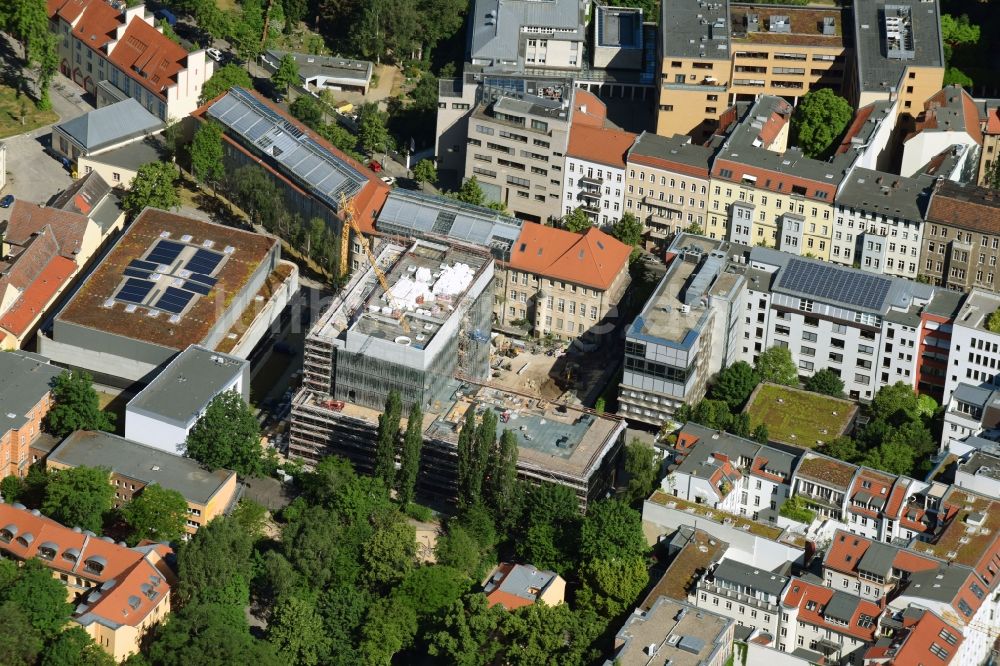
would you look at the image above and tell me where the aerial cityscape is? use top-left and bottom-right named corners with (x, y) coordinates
top-left (0, 0), bottom-right (998, 663)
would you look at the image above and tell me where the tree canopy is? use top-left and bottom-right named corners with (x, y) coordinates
top-left (44, 370), bottom-right (114, 438)
top-left (623, 439), bottom-right (659, 504)
top-left (413, 159), bottom-right (438, 186)
top-left (272, 54), bottom-right (301, 92)
top-left (562, 207), bottom-right (592, 233)
top-left (200, 64), bottom-right (252, 103)
top-left (455, 177), bottom-right (486, 206)
top-left (791, 88), bottom-right (853, 159)
top-left (755, 346), bottom-right (799, 386)
top-left (42, 466), bottom-right (113, 533)
top-left (709, 361), bottom-right (759, 410)
top-left (122, 162), bottom-right (181, 219)
top-left (804, 368), bottom-right (845, 397)
top-left (123, 483), bottom-right (189, 545)
top-left (610, 212), bottom-right (644, 258)
top-left (185, 390), bottom-right (263, 476)
top-left (190, 120), bottom-right (225, 187)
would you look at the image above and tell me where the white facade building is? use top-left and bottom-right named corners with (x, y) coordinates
top-left (561, 120), bottom-right (635, 226)
top-left (942, 289), bottom-right (1000, 405)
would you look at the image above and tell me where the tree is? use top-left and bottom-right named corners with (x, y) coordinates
top-left (397, 565), bottom-right (469, 619)
top-left (42, 466), bottom-right (113, 533)
top-left (456, 409), bottom-right (477, 508)
top-left (818, 436), bottom-right (862, 463)
top-left (413, 159), bottom-right (437, 186)
top-left (358, 596), bottom-right (418, 665)
top-left (944, 67), bottom-right (974, 88)
top-left (624, 439), bottom-right (659, 504)
top-left (177, 516), bottom-right (255, 607)
top-left (611, 212), bottom-right (643, 255)
top-left (986, 309), bottom-right (1000, 333)
top-left (122, 161), bottom-right (180, 219)
top-left (790, 88), bottom-right (853, 159)
top-left (752, 423), bottom-right (769, 445)
top-left (484, 429), bottom-right (518, 517)
top-left (502, 603), bottom-right (603, 665)
top-left (940, 14), bottom-right (980, 62)
top-left (147, 602), bottom-right (280, 665)
top-left (190, 120), bottom-right (226, 189)
top-left (804, 368), bottom-right (845, 397)
top-left (122, 483), bottom-right (188, 545)
top-left (44, 370), bottom-right (114, 438)
top-left (397, 402), bottom-right (423, 506)
top-left (0, 559), bottom-right (73, 641)
top-left (231, 499), bottom-right (268, 539)
top-left (267, 595), bottom-right (329, 666)
top-left (709, 361), bottom-right (759, 410)
top-left (427, 594), bottom-right (506, 666)
top-left (185, 390), bottom-right (263, 476)
top-left (984, 160), bottom-right (1000, 192)
top-left (455, 176), bottom-right (486, 206)
top-left (0, 603), bottom-right (42, 666)
top-left (282, 0), bottom-right (308, 31)
top-left (1, 475), bottom-right (23, 502)
top-left (436, 523), bottom-right (484, 578)
top-left (580, 499), bottom-right (647, 562)
top-left (861, 440), bottom-right (915, 476)
top-left (272, 54), bottom-right (300, 92)
top-left (41, 627), bottom-right (115, 666)
top-left (515, 483), bottom-right (580, 575)
top-left (562, 207), bottom-right (592, 233)
top-left (290, 95), bottom-right (323, 126)
top-left (358, 103), bottom-right (393, 154)
top-left (361, 510), bottom-right (417, 589)
top-left (755, 346), bottom-right (798, 386)
top-left (158, 18), bottom-right (182, 44)
top-left (870, 381), bottom-right (922, 426)
top-left (577, 555), bottom-right (649, 617)
top-left (200, 63), bottom-right (252, 103)
top-left (229, 165), bottom-right (283, 230)
top-left (316, 122), bottom-right (362, 160)
top-left (373, 390), bottom-right (402, 487)
top-left (470, 409), bottom-right (497, 506)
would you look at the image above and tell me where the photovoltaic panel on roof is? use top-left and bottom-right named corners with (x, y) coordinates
top-left (156, 287), bottom-right (194, 314)
top-left (147, 240), bottom-right (184, 265)
top-left (129, 259), bottom-right (159, 271)
top-left (123, 267), bottom-right (152, 279)
top-left (184, 281), bottom-right (212, 296)
top-left (116, 278), bottom-right (154, 304)
top-left (778, 258), bottom-right (892, 311)
top-left (188, 273), bottom-right (217, 286)
top-left (186, 248), bottom-right (223, 275)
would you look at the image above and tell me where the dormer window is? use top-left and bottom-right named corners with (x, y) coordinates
top-left (15, 533), bottom-right (34, 548)
top-left (37, 542), bottom-right (59, 561)
top-left (84, 556), bottom-right (106, 575)
top-left (62, 548), bottom-right (80, 563)
top-left (0, 525), bottom-right (16, 543)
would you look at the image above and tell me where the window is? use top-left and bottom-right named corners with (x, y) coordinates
top-left (929, 644), bottom-right (949, 660)
top-left (802, 331), bottom-right (817, 342)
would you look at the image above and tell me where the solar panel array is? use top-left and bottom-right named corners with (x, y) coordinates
top-left (206, 87), bottom-right (366, 213)
top-left (113, 240), bottom-right (228, 317)
top-left (778, 258), bottom-right (892, 311)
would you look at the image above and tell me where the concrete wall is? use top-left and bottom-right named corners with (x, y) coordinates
top-left (227, 261), bottom-right (299, 359)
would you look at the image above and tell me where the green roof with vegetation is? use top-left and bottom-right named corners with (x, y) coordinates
top-left (744, 383), bottom-right (856, 447)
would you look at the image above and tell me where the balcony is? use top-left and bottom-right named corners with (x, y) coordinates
top-left (699, 581), bottom-right (779, 614)
top-left (578, 188), bottom-right (601, 200)
top-left (579, 175), bottom-right (603, 187)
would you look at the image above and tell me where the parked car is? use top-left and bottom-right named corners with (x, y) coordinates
top-left (206, 47), bottom-right (223, 62)
top-left (0, 194), bottom-right (13, 208)
top-left (380, 176), bottom-right (396, 186)
top-left (368, 160), bottom-right (383, 173)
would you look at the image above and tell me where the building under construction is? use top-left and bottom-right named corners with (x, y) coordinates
top-left (290, 237), bottom-right (625, 508)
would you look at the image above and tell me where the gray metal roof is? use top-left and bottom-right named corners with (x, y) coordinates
top-left (751, 247), bottom-right (937, 315)
top-left (659, 0), bottom-right (730, 60)
top-left (126, 344), bottom-right (247, 425)
top-left (263, 50), bottom-right (372, 84)
top-left (824, 590), bottom-right (861, 624)
top-left (713, 559), bottom-right (789, 597)
top-left (675, 423), bottom-right (796, 478)
top-left (837, 168), bottom-right (932, 221)
top-left (207, 87), bottom-right (365, 212)
top-left (375, 190), bottom-right (523, 262)
top-left (595, 5), bottom-right (642, 48)
top-left (952, 383), bottom-right (994, 408)
top-left (0, 352), bottom-right (64, 435)
top-left (486, 563), bottom-right (559, 600)
top-left (627, 131), bottom-right (714, 174)
top-left (50, 171), bottom-right (123, 234)
top-left (49, 430), bottom-right (235, 505)
top-left (854, 0), bottom-right (944, 95)
top-left (958, 450), bottom-right (1000, 481)
top-left (55, 98), bottom-right (164, 153)
top-left (86, 138), bottom-right (164, 173)
top-left (469, 0), bottom-right (586, 70)
top-left (857, 540), bottom-right (897, 576)
top-left (906, 564), bottom-right (974, 604)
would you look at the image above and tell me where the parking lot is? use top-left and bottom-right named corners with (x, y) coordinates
top-left (0, 125), bottom-right (73, 222)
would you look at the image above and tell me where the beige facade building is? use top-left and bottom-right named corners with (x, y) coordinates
top-left (978, 105), bottom-right (1000, 187)
top-left (920, 180), bottom-right (1000, 292)
top-left (624, 132), bottom-right (713, 248)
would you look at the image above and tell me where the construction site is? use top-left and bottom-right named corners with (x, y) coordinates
top-left (289, 234), bottom-right (626, 508)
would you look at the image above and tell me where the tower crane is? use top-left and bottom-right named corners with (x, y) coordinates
top-left (338, 193), bottom-right (410, 333)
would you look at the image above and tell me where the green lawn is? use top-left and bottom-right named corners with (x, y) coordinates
top-left (744, 383), bottom-right (855, 448)
top-left (0, 85), bottom-right (58, 139)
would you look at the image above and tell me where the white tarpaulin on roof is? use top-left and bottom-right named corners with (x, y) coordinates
top-left (433, 263), bottom-right (474, 297)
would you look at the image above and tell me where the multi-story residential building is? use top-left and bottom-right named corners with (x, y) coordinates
top-left (832, 168), bottom-right (933, 279)
top-left (953, 447), bottom-right (1000, 498)
top-left (692, 558), bottom-right (787, 639)
top-left (561, 114), bottom-right (635, 226)
top-left (666, 423), bottom-right (796, 521)
top-left (124, 345), bottom-right (249, 454)
top-left (900, 86), bottom-right (983, 181)
top-left (848, 0), bottom-right (945, 118)
top-left (0, 502), bottom-right (174, 661)
top-left (864, 607), bottom-right (965, 665)
top-left (707, 96), bottom-right (844, 260)
top-left (618, 235), bottom-right (749, 426)
top-left (941, 289), bottom-right (1000, 404)
top-left (608, 596), bottom-right (735, 666)
top-left (780, 579), bottom-right (882, 662)
top-left (920, 180), bottom-right (1000, 292)
top-left (47, 430), bottom-right (238, 537)
top-left (466, 88), bottom-right (601, 222)
top-left (47, 0), bottom-right (213, 120)
top-left (374, 190), bottom-right (631, 341)
top-left (941, 383), bottom-right (1000, 455)
top-left (790, 452), bottom-right (857, 523)
top-left (0, 351), bottom-right (63, 479)
top-left (742, 247), bottom-right (945, 400)
top-left (978, 103), bottom-right (1000, 187)
top-left (624, 132), bottom-right (713, 249)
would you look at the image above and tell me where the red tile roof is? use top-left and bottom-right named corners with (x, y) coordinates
top-left (866, 608), bottom-right (962, 665)
top-left (6, 200), bottom-right (90, 260)
top-left (508, 222), bottom-right (631, 291)
top-left (926, 180), bottom-right (1000, 235)
top-left (909, 86), bottom-right (984, 145)
top-left (0, 503), bottom-right (173, 629)
top-left (987, 108), bottom-right (1000, 135)
top-left (567, 123), bottom-right (636, 168)
top-left (67, 0), bottom-right (123, 54)
top-left (782, 579), bottom-right (880, 642)
top-left (108, 18), bottom-right (189, 98)
top-left (0, 254), bottom-right (76, 338)
top-left (571, 89), bottom-right (607, 128)
top-left (824, 530), bottom-right (871, 575)
top-left (836, 103), bottom-right (876, 155)
top-left (47, 0), bottom-right (90, 23)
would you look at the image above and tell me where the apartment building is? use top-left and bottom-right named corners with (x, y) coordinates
top-left (619, 235), bottom-right (749, 426)
top-left (953, 447), bottom-right (1000, 499)
top-left (0, 351), bottom-right (63, 479)
top-left (848, 0), bottom-right (945, 118)
top-left (900, 86), bottom-right (983, 180)
top-left (465, 87), bottom-right (592, 222)
top-left (0, 502), bottom-right (174, 661)
top-left (47, 0), bottom-right (213, 120)
top-left (978, 104), bottom-right (1000, 187)
top-left (942, 289), bottom-right (1000, 405)
top-left (920, 180), bottom-right (1000, 292)
top-left (707, 97), bottom-right (843, 260)
top-left (832, 168), bottom-right (932, 279)
top-left (561, 116), bottom-right (635, 226)
top-left (48, 430), bottom-right (238, 536)
top-left (624, 132), bottom-right (714, 249)
top-left (941, 383), bottom-right (1000, 455)
top-left (741, 247), bottom-right (945, 400)
top-left (608, 597), bottom-right (735, 666)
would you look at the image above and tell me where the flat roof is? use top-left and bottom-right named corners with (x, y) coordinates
top-left (958, 450), bottom-right (1000, 481)
top-left (610, 596), bottom-right (732, 666)
top-left (469, 0), bottom-right (585, 70)
top-left (126, 345), bottom-right (247, 424)
top-left (627, 132), bottom-right (713, 177)
top-left (837, 168), bottom-right (932, 221)
top-left (730, 3), bottom-right (845, 48)
top-left (660, 0), bottom-right (731, 60)
top-left (264, 50), bottom-right (372, 83)
top-left (854, 0), bottom-right (944, 94)
top-left (56, 208), bottom-right (276, 350)
top-left (49, 430), bottom-right (235, 505)
top-left (0, 351), bottom-right (63, 435)
top-left (596, 5), bottom-right (643, 48)
top-left (85, 138), bottom-right (164, 172)
top-left (955, 290), bottom-right (1000, 334)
